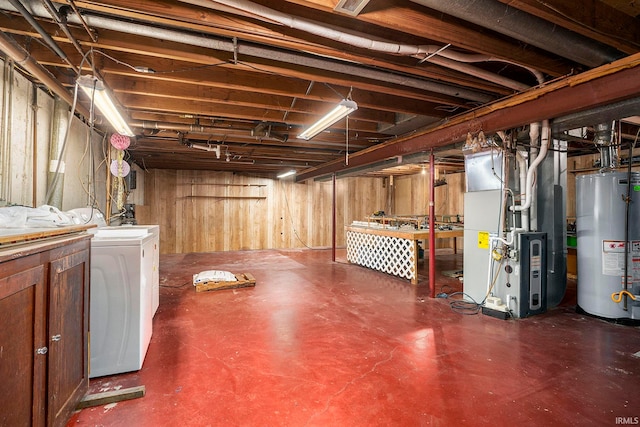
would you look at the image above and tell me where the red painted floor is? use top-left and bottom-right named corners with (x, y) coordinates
top-left (68, 249), bottom-right (640, 426)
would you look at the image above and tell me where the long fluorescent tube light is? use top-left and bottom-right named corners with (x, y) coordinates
top-left (297, 99), bottom-right (357, 141)
top-left (77, 75), bottom-right (134, 137)
top-left (277, 170), bottom-right (296, 179)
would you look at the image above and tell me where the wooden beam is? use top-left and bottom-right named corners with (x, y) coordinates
top-left (76, 386), bottom-right (146, 409)
top-left (297, 53), bottom-right (640, 181)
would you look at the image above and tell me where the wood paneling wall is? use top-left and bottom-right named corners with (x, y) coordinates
top-left (133, 152), bottom-right (637, 255)
top-left (136, 170), bottom-right (388, 254)
top-left (394, 171), bottom-right (465, 249)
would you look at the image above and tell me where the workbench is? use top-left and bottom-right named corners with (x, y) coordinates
top-left (345, 225), bottom-right (464, 285)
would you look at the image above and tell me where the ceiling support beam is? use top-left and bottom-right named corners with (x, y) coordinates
top-left (297, 53), bottom-right (640, 181)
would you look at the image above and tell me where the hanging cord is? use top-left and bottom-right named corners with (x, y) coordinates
top-left (44, 83), bottom-right (80, 204)
top-left (346, 115), bottom-right (349, 166)
top-left (345, 86), bottom-right (354, 166)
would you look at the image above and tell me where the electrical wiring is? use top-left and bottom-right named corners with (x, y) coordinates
top-left (91, 49), bottom-right (229, 74)
top-left (44, 82), bottom-right (79, 204)
top-left (444, 292), bottom-right (482, 315)
top-left (75, 127), bottom-right (97, 203)
top-left (483, 255), bottom-right (506, 304)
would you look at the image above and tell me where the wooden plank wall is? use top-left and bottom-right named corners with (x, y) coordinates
top-left (394, 171), bottom-right (465, 249)
top-left (133, 152), bottom-right (638, 255)
top-left (566, 154), bottom-right (599, 220)
top-left (136, 170), bottom-right (387, 254)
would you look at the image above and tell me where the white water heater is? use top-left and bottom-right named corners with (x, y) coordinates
top-left (576, 171), bottom-right (640, 320)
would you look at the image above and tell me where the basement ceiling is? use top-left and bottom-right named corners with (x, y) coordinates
top-left (0, 0), bottom-right (639, 179)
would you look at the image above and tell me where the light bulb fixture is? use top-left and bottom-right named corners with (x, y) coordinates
top-left (77, 75), bottom-right (134, 137)
top-left (277, 170), bottom-right (296, 179)
top-left (297, 99), bottom-right (357, 141)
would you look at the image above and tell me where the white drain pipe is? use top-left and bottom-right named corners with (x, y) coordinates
top-left (512, 120), bottom-right (550, 219)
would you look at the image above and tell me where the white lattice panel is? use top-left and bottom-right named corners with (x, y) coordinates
top-left (346, 231), bottom-right (415, 280)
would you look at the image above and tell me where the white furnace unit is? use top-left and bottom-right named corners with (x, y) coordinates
top-left (464, 190), bottom-right (548, 318)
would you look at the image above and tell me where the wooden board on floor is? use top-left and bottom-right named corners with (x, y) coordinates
top-left (195, 273), bottom-right (256, 293)
top-left (77, 386), bottom-right (145, 409)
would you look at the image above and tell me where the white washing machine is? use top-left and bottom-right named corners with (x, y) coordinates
top-left (89, 227), bottom-right (155, 378)
top-left (101, 224), bottom-right (161, 316)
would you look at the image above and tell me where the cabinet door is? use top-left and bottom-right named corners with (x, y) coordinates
top-left (47, 246), bottom-right (90, 427)
top-left (0, 263), bottom-right (47, 427)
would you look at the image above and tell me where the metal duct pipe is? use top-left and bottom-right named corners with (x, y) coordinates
top-left (41, 0), bottom-right (90, 66)
top-left (7, 0), bottom-right (78, 73)
top-left (410, 0), bottom-right (623, 68)
top-left (0, 0), bottom-right (493, 103)
top-left (180, 0), bottom-right (533, 91)
top-left (0, 30), bottom-right (90, 118)
top-left (132, 120), bottom-right (233, 134)
top-left (595, 121), bottom-right (617, 170)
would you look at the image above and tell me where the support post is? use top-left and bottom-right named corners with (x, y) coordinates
top-left (429, 150), bottom-right (436, 298)
top-left (332, 172), bottom-right (336, 262)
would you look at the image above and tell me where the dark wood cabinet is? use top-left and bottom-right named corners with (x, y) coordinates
top-left (0, 232), bottom-right (91, 427)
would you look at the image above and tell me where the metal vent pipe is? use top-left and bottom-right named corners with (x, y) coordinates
top-left (0, 0), bottom-right (494, 103)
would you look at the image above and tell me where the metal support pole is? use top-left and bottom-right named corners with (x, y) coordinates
top-left (332, 173), bottom-right (336, 262)
top-left (429, 150), bottom-right (436, 297)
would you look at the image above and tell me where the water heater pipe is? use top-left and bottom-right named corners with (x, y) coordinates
top-left (515, 150), bottom-right (529, 231)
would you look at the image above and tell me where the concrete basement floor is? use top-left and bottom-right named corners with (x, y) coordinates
top-left (67, 249), bottom-right (640, 426)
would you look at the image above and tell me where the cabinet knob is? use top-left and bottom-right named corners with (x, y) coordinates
top-left (51, 334), bottom-right (62, 342)
top-left (36, 346), bottom-right (48, 355)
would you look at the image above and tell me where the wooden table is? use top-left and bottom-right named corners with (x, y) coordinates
top-left (345, 225), bottom-right (464, 285)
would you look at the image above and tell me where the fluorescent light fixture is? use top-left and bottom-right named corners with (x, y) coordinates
top-left (77, 75), bottom-right (134, 137)
top-left (297, 99), bottom-right (357, 141)
top-left (277, 170), bottom-right (296, 179)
